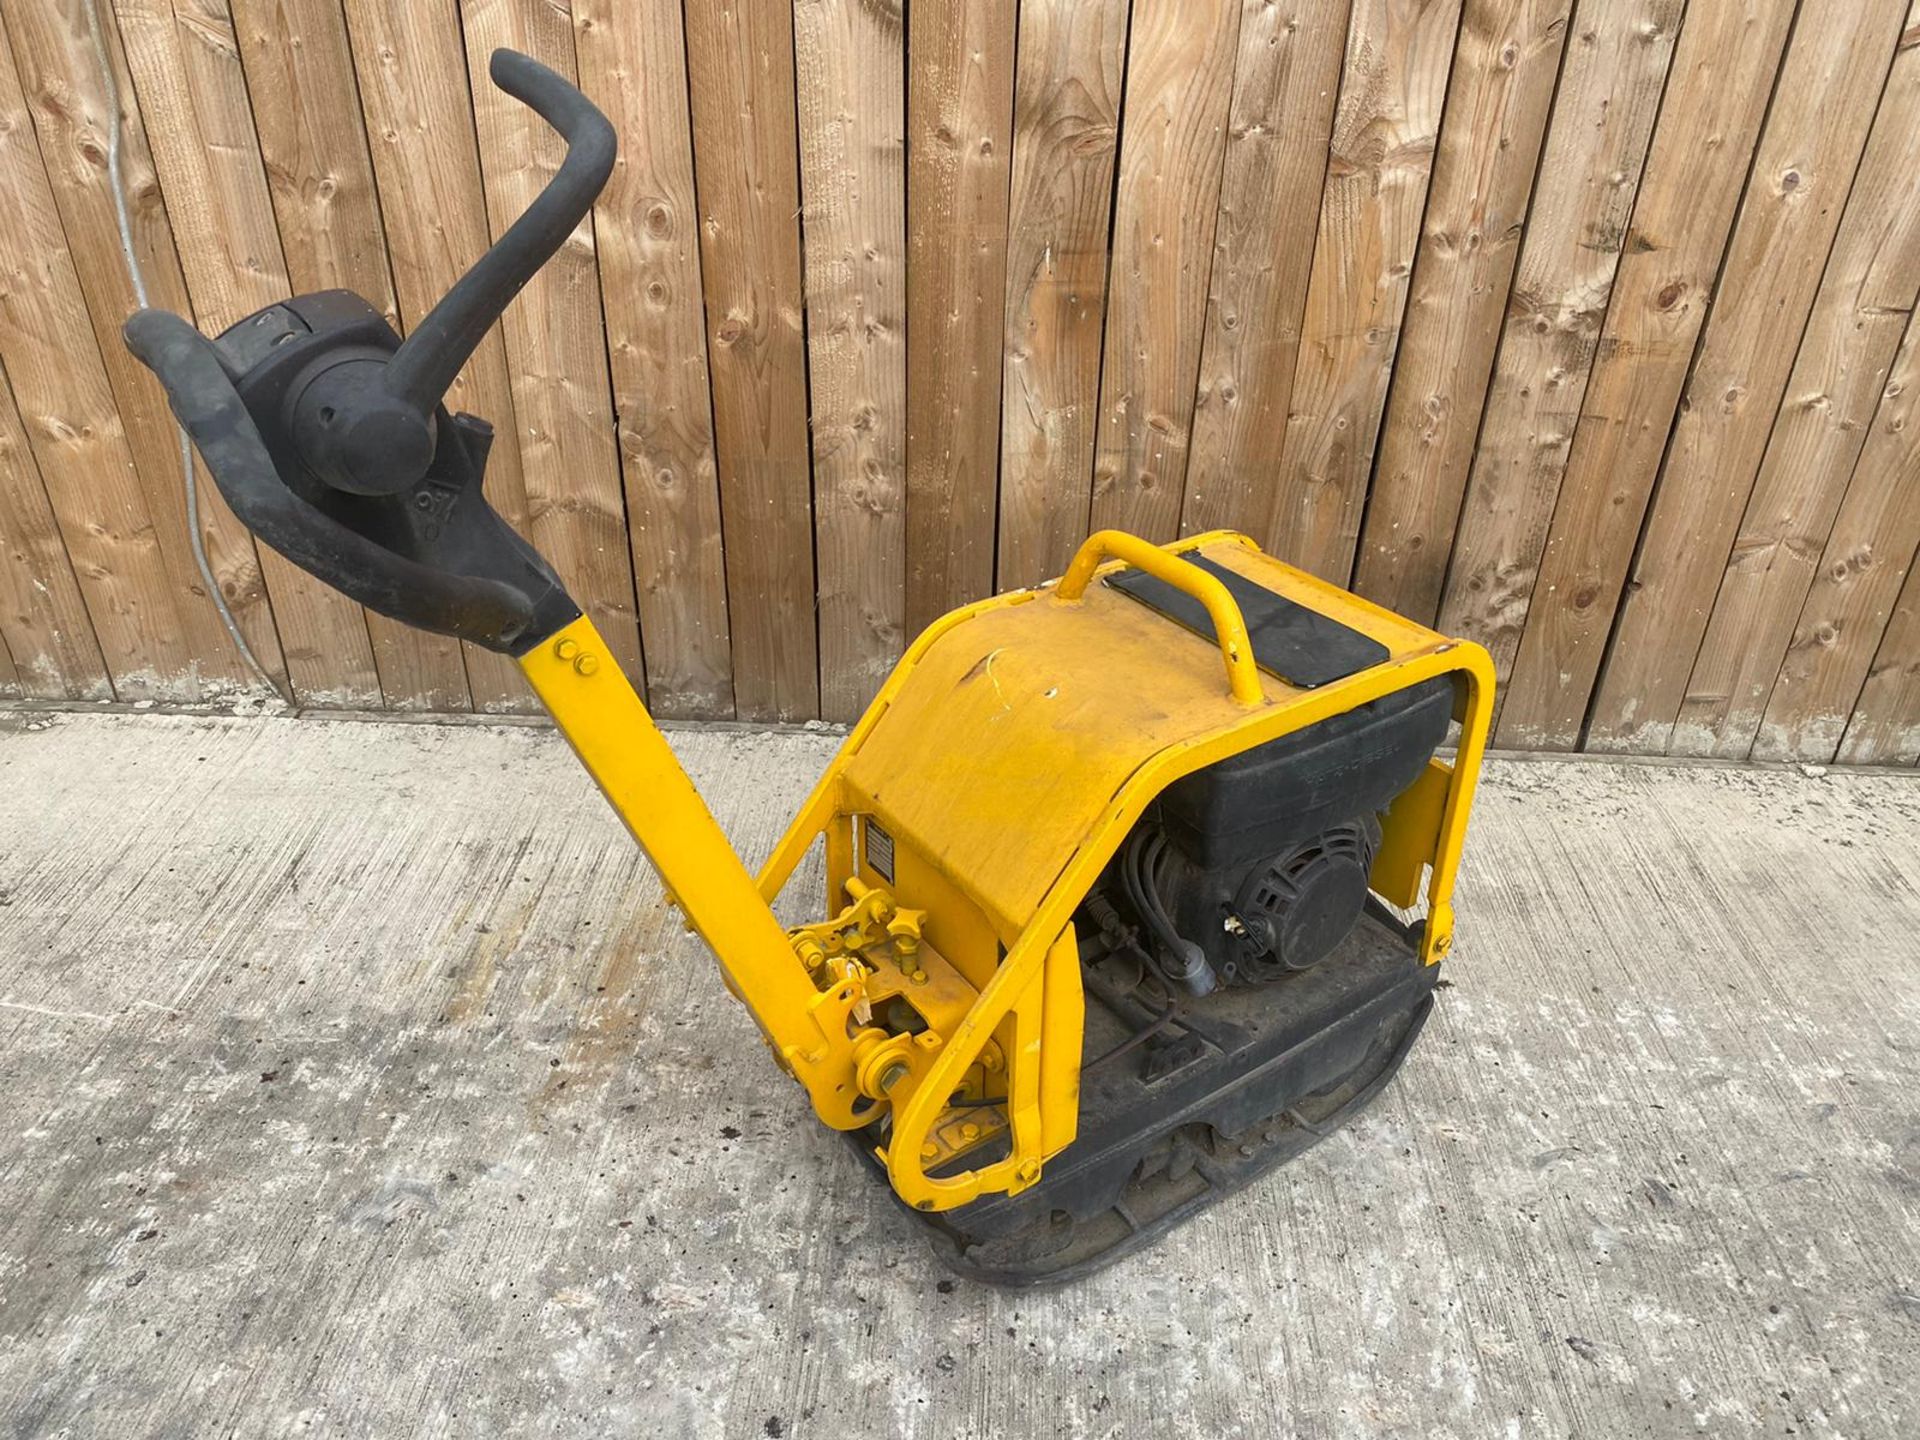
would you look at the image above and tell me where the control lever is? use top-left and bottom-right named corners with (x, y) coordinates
top-left (121, 49), bottom-right (615, 655)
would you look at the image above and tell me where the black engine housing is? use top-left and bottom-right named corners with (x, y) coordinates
top-left (1090, 675), bottom-right (1455, 988)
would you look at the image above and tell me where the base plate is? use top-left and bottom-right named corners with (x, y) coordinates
top-left (859, 910), bottom-right (1437, 1286)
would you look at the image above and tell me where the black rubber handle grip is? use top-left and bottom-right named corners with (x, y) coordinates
top-left (123, 308), bottom-right (536, 644)
top-left (382, 49), bottom-right (617, 415)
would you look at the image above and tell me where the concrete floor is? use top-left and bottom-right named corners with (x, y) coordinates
top-left (0, 709), bottom-right (1915, 1438)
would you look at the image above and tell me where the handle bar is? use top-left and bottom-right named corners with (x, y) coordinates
top-left (1055, 531), bottom-right (1266, 706)
top-left (119, 48), bottom-right (608, 652)
top-left (123, 308), bottom-right (537, 644)
top-left (384, 50), bottom-right (616, 415)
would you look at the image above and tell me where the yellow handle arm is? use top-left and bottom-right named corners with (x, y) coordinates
top-left (518, 616), bottom-right (879, 1128)
top-left (1055, 529), bottom-right (1266, 706)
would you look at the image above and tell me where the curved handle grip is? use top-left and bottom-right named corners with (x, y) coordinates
top-left (382, 49), bottom-right (616, 415)
top-left (124, 308), bottom-right (537, 644)
top-left (1056, 530), bottom-right (1266, 706)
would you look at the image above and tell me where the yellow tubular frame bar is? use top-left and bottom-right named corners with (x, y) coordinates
top-left (1056, 531), bottom-right (1266, 706)
top-left (521, 531), bottom-right (1495, 1213)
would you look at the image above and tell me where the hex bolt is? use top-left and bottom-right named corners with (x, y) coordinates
top-left (574, 654), bottom-right (600, 676)
top-left (553, 637), bottom-right (579, 660)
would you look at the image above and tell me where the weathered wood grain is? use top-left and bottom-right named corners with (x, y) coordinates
top-left (115, 0), bottom-right (381, 706)
top-left (1839, 543), bottom-right (1920, 764)
top-left (1588, 0), bottom-right (1910, 754)
top-left (0, 356), bottom-right (111, 699)
top-left (1261, 0), bottom-right (1463, 583)
top-left (0, 15), bottom-right (203, 700)
top-left (1435, 0), bottom-right (1683, 688)
top-left (994, 0), bottom-right (1128, 590)
top-left (1753, 313), bottom-right (1920, 762)
top-left (1178, 0), bottom-right (1353, 543)
top-left (684, 0), bottom-right (819, 721)
top-left (793, 0), bottom-right (906, 721)
top-left (905, 0), bottom-right (1016, 633)
top-left (5, 0), bottom-right (289, 701)
top-left (1666, 16), bottom-right (1920, 759)
top-left (572, 0), bottom-right (733, 721)
top-left (229, 0), bottom-right (471, 713)
top-left (0, 0), bottom-right (1911, 758)
top-left (459, 0), bottom-right (643, 694)
top-left (1087, 0), bottom-right (1240, 544)
top-left (1351, 0), bottom-right (1570, 622)
top-left (339, 0), bottom-right (535, 713)
top-left (1497, 0), bottom-right (1800, 750)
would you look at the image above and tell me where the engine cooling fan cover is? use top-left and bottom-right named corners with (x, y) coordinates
top-left (1231, 817), bottom-right (1382, 978)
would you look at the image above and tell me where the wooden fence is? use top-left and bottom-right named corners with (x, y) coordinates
top-left (1, 0), bottom-right (1917, 764)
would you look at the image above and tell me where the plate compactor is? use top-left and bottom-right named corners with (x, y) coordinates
top-left (124, 51), bottom-right (1494, 1285)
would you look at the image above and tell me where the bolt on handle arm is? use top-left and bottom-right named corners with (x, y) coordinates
top-left (383, 49), bottom-right (616, 417)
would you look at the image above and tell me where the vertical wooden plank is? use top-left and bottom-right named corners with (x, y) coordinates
top-left (339, 0), bottom-right (532, 712)
top-left (458, 0), bottom-right (643, 689)
top-left (1086, 0), bottom-right (1240, 544)
top-left (1584, 0), bottom-right (1909, 753)
top-left (0, 627), bottom-right (18, 699)
top-left (1497, 0), bottom-right (1803, 749)
top-left (1838, 551), bottom-right (1920, 765)
top-left (1435, 0), bottom-right (1683, 690)
top-left (1260, 0), bottom-right (1464, 582)
top-left (905, 0), bottom-right (1016, 633)
top-left (1751, 314), bottom-right (1920, 761)
top-left (6, 0), bottom-right (289, 702)
top-left (230, 0), bottom-right (472, 712)
top-left (684, 0), bottom-right (818, 721)
top-left (1666, 17), bottom-right (1920, 757)
top-left (793, 0), bottom-right (906, 720)
top-left (1350, 0), bottom-right (1570, 621)
top-left (0, 358), bottom-right (112, 699)
top-left (1178, 0), bottom-right (1353, 543)
top-left (115, 0), bottom-right (383, 707)
top-left (0, 14), bottom-right (202, 700)
top-left (993, 0), bottom-right (1129, 590)
top-left (572, 0), bottom-right (733, 720)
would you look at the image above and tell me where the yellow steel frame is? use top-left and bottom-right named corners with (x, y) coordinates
top-left (519, 530), bottom-right (1494, 1214)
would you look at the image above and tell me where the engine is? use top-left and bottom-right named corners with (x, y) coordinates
top-left (1080, 675), bottom-right (1456, 994)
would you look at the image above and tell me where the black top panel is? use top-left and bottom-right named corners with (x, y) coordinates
top-left (1106, 553), bottom-right (1389, 688)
